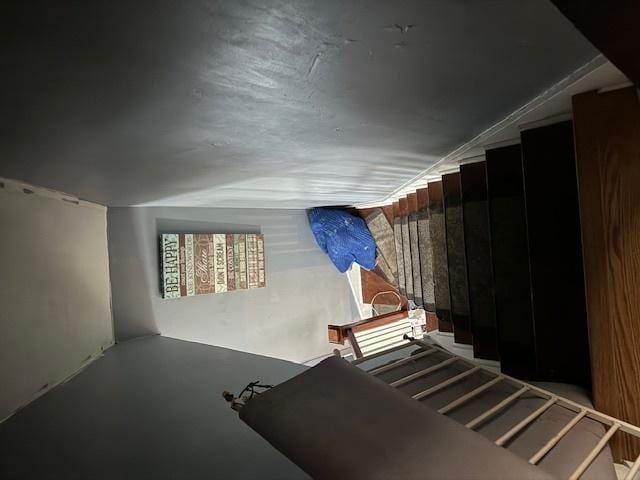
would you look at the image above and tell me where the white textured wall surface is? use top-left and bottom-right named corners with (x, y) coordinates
top-left (108, 207), bottom-right (357, 363)
top-left (0, 179), bottom-right (114, 422)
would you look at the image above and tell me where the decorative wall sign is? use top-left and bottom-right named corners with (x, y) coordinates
top-left (161, 233), bottom-right (265, 299)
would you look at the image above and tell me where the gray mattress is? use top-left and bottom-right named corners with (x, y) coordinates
top-left (241, 356), bottom-right (556, 480)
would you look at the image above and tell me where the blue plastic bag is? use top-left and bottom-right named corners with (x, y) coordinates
top-left (308, 208), bottom-right (376, 273)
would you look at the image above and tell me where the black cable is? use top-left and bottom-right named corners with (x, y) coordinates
top-left (238, 380), bottom-right (273, 400)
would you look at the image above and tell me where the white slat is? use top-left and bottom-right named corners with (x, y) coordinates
top-left (569, 423), bottom-right (620, 480)
top-left (355, 320), bottom-right (412, 340)
top-left (529, 410), bottom-right (588, 464)
top-left (363, 337), bottom-right (640, 479)
top-left (359, 334), bottom-right (412, 356)
top-left (465, 386), bottom-right (529, 430)
top-left (495, 397), bottom-right (557, 446)
top-left (361, 339), bottom-right (412, 357)
top-left (438, 376), bottom-right (504, 414)
top-left (351, 339), bottom-right (416, 364)
top-left (368, 348), bottom-right (437, 376)
top-left (411, 338), bottom-right (640, 439)
top-left (356, 326), bottom-right (413, 348)
top-left (412, 367), bottom-right (480, 401)
top-left (625, 454), bottom-right (640, 480)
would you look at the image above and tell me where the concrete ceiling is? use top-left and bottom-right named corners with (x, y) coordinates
top-left (1, 0), bottom-right (598, 208)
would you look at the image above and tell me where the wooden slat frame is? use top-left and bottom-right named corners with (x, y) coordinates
top-left (358, 332), bottom-right (413, 353)
top-left (355, 319), bottom-right (411, 340)
top-left (408, 339), bottom-right (640, 439)
top-left (495, 397), bottom-right (557, 447)
top-left (351, 340), bottom-right (418, 365)
top-left (465, 386), bottom-right (529, 430)
top-left (529, 410), bottom-right (588, 465)
top-left (355, 337), bottom-right (640, 475)
top-left (363, 339), bottom-right (412, 357)
top-left (438, 376), bottom-right (504, 414)
top-left (412, 366), bottom-right (480, 401)
top-left (367, 348), bottom-right (436, 376)
top-left (355, 324), bottom-right (413, 346)
top-left (569, 423), bottom-right (620, 479)
top-left (389, 357), bottom-right (457, 388)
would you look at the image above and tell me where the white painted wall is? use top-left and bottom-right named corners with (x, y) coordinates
top-left (0, 178), bottom-right (114, 422)
top-left (108, 207), bottom-right (358, 364)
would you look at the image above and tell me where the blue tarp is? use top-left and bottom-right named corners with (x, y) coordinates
top-left (308, 208), bottom-right (376, 273)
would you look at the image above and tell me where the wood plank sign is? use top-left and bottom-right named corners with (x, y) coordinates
top-left (161, 233), bottom-right (265, 299)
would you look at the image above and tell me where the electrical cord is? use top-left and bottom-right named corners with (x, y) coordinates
top-left (237, 381), bottom-right (273, 401)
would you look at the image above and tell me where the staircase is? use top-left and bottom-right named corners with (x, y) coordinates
top-left (352, 338), bottom-right (640, 480)
top-left (362, 120), bottom-right (591, 387)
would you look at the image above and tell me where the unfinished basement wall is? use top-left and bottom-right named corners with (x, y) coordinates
top-left (0, 179), bottom-right (114, 422)
top-left (107, 207), bottom-right (356, 363)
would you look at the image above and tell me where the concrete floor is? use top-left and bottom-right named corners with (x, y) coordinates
top-left (0, 336), bottom-right (309, 480)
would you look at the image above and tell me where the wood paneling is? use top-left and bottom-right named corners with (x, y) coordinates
top-left (460, 161), bottom-right (499, 360)
top-left (573, 87), bottom-right (640, 460)
top-left (442, 172), bottom-right (472, 345)
top-left (521, 121), bottom-right (590, 387)
top-left (486, 144), bottom-right (536, 379)
top-left (550, 0), bottom-right (640, 86)
top-left (428, 181), bottom-right (453, 333)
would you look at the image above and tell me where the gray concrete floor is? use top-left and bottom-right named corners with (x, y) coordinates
top-left (0, 336), bottom-right (309, 480)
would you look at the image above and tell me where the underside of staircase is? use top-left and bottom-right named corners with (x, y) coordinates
top-left (353, 339), bottom-right (640, 480)
top-left (353, 86), bottom-right (640, 463)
